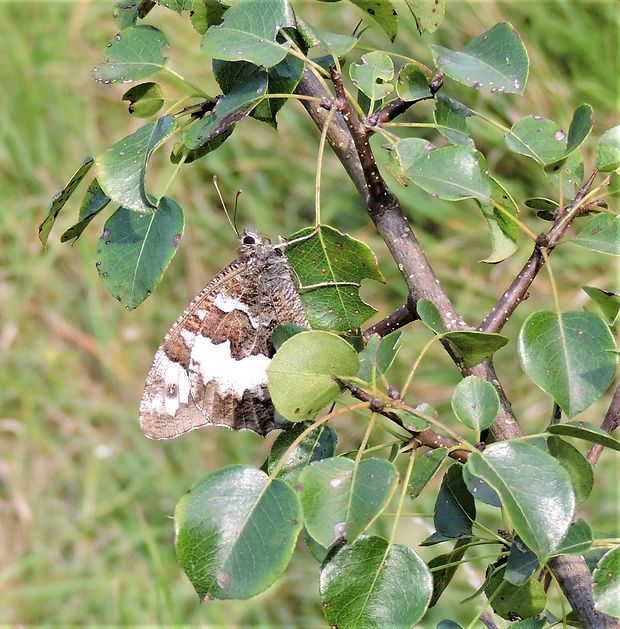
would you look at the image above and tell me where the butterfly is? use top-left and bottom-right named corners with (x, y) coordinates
top-left (139, 230), bottom-right (309, 439)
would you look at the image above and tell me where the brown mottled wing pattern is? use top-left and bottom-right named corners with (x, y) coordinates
top-left (139, 233), bottom-right (309, 439)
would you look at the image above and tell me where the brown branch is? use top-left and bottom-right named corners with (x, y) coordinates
top-left (294, 65), bottom-right (611, 629)
top-left (363, 303), bottom-right (419, 340)
top-left (480, 170), bottom-right (599, 333)
top-left (334, 377), bottom-right (469, 463)
top-left (587, 382), bottom-right (620, 466)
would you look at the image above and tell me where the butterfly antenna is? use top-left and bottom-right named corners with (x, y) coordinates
top-left (213, 176), bottom-right (239, 236)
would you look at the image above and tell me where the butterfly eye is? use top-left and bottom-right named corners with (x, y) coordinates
top-left (243, 234), bottom-right (257, 245)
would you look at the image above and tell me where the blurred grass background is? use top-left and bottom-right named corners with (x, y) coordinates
top-left (0, 1), bottom-right (617, 626)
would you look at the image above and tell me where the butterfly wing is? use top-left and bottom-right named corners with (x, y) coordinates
top-left (139, 244), bottom-right (308, 439)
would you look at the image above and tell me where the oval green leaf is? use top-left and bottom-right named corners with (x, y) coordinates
top-left (122, 81), bottom-right (164, 117)
top-left (298, 457), bottom-right (398, 547)
top-left (572, 214), bottom-right (620, 256)
top-left (434, 464), bottom-right (476, 538)
top-left (95, 196), bottom-right (184, 309)
top-left (595, 125), bottom-right (620, 172)
top-left (547, 436), bottom-right (593, 504)
top-left (466, 441), bottom-right (575, 561)
top-left (267, 330), bottom-right (360, 420)
top-left (409, 447), bottom-right (449, 499)
top-left (593, 546), bottom-right (620, 617)
top-left (174, 465), bottom-right (302, 601)
top-left (96, 116), bottom-right (176, 213)
top-left (547, 420), bottom-right (620, 452)
top-left (349, 51), bottom-right (394, 102)
top-left (404, 145), bottom-right (492, 203)
top-left (201, 0), bottom-right (294, 67)
top-left (451, 375), bottom-right (500, 431)
top-left (431, 22), bottom-right (528, 94)
top-left (268, 423), bottom-right (337, 486)
top-left (518, 310), bottom-right (617, 417)
top-left (320, 536), bottom-right (433, 629)
top-left (442, 330), bottom-right (509, 368)
top-left (92, 25), bottom-right (168, 84)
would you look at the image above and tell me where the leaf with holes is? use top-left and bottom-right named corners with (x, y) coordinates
top-left (39, 156), bottom-right (94, 245)
top-left (92, 25), bottom-right (168, 84)
top-left (350, 0), bottom-right (398, 41)
top-left (95, 116), bottom-right (176, 213)
top-left (403, 145), bottom-right (492, 203)
top-left (431, 22), bottom-right (528, 94)
top-left (95, 197), bottom-right (184, 309)
top-left (350, 51), bottom-right (394, 102)
top-left (406, 0), bottom-right (445, 34)
top-left (201, 0), bottom-right (294, 67)
top-left (287, 225), bottom-right (384, 332)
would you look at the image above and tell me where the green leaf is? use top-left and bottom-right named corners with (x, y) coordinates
top-left (184, 72), bottom-right (266, 150)
top-left (170, 125), bottom-right (233, 164)
top-left (434, 464), bottom-right (475, 538)
top-left (390, 406), bottom-right (430, 431)
top-left (112, 0), bottom-right (141, 29)
top-left (409, 447), bottom-right (448, 499)
top-left (404, 145), bottom-right (492, 203)
top-left (406, 0), bottom-right (445, 34)
top-left (571, 214), bottom-right (620, 256)
top-left (417, 298), bottom-right (447, 334)
top-left (466, 441), bottom-right (575, 561)
top-left (434, 95), bottom-right (474, 147)
top-left (190, 0), bottom-right (227, 35)
top-left (547, 420), bottom-right (620, 452)
top-left (268, 423), bottom-right (337, 486)
top-left (442, 330), bottom-right (509, 368)
top-left (320, 536), bottom-right (433, 628)
top-left (95, 116), bottom-right (177, 213)
top-left (349, 0), bottom-right (398, 41)
top-left (122, 82), bottom-right (164, 117)
top-left (350, 51), bottom-right (394, 103)
top-left (547, 436), bottom-right (593, 504)
top-left (547, 150), bottom-right (584, 199)
top-left (505, 537), bottom-right (539, 585)
top-left (553, 518), bottom-right (593, 556)
top-left (431, 22), bottom-right (528, 94)
top-left (357, 331), bottom-right (401, 383)
top-left (582, 286), bottom-right (620, 324)
top-left (518, 311), bottom-right (617, 417)
top-left (287, 225), bottom-right (384, 332)
top-left (595, 125), bottom-right (620, 172)
top-left (462, 464), bottom-right (502, 507)
top-left (39, 156), bottom-right (94, 245)
top-left (295, 18), bottom-right (358, 59)
top-left (298, 457), bottom-right (398, 547)
top-left (478, 177), bottom-right (519, 263)
top-left (386, 137), bottom-right (433, 184)
top-left (201, 0), bottom-right (294, 67)
top-left (174, 465), bottom-right (302, 600)
top-left (428, 538), bottom-right (469, 607)
top-left (92, 25), bottom-right (168, 84)
top-left (95, 197), bottom-right (184, 309)
top-left (267, 331), bottom-right (360, 420)
top-left (525, 196), bottom-right (558, 221)
top-left (159, 0), bottom-right (193, 13)
top-left (396, 64), bottom-right (431, 101)
top-left (593, 546), bottom-right (620, 617)
top-left (451, 376), bottom-right (500, 431)
top-left (60, 179), bottom-right (111, 243)
top-left (485, 564), bottom-right (546, 620)
top-left (505, 115), bottom-right (569, 167)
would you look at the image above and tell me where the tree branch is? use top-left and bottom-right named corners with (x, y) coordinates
top-left (480, 170), bottom-right (599, 334)
top-left (294, 66), bottom-right (613, 629)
